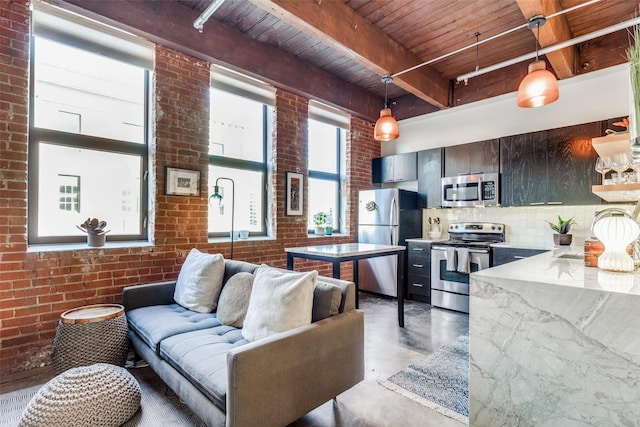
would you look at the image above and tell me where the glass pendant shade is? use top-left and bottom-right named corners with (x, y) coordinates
top-left (593, 214), bottom-right (639, 272)
top-left (517, 60), bottom-right (559, 108)
top-left (374, 108), bottom-right (400, 141)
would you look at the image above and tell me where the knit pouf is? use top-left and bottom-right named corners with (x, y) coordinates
top-left (18, 363), bottom-right (141, 427)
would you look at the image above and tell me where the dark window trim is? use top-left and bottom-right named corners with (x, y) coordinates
top-left (208, 104), bottom-right (269, 238)
top-left (27, 42), bottom-right (150, 245)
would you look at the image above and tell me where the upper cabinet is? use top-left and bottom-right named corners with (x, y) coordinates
top-left (500, 131), bottom-right (549, 206)
top-left (546, 122), bottom-right (601, 205)
top-left (500, 122), bottom-right (602, 206)
top-left (372, 152), bottom-right (417, 183)
top-left (444, 139), bottom-right (499, 177)
top-left (417, 148), bottom-right (443, 208)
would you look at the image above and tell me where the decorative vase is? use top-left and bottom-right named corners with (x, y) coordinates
top-left (315, 227), bottom-right (325, 236)
top-left (87, 233), bottom-right (106, 247)
top-left (593, 213), bottom-right (639, 272)
top-left (324, 226), bottom-right (333, 235)
top-left (553, 233), bottom-right (572, 246)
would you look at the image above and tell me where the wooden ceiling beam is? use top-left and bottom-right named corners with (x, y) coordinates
top-left (248, 0), bottom-right (450, 109)
top-left (50, 0), bottom-right (382, 121)
top-left (515, 0), bottom-right (575, 79)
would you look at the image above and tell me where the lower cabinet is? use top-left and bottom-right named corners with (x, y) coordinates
top-left (491, 247), bottom-right (548, 267)
top-left (407, 241), bottom-right (432, 303)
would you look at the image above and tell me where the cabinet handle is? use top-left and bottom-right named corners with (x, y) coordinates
top-left (529, 202), bottom-right (544, 205)
top-left (514, 256), bottom-right (527, 259)
top-left (412, 264), bottom-right (424, 268)
top-left (412, 248), bottom-right (424, 251)
top-left (412, 283), bottom-right (424, 287)
top-left (547, 201), bottom-right (563, 205)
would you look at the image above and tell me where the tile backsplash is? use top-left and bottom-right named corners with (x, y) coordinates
top-left (423, 204), bottom-right (636, 249)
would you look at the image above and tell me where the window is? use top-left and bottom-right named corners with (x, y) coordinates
top-left (208, 67), bottom-right (273, 237)
top-left (28, 5), bottom-right (152, 244)
top-left (58, 175), bottom-right (80, 212)
top-left (307, 101), bottom-right (349, 233)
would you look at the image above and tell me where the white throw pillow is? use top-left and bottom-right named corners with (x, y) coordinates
top-left (241, 265), bottom-right (317, 341)
top-left (173, 249), bottom-right (225, 313)
top-left (217, 272), bottom-right (254, 327)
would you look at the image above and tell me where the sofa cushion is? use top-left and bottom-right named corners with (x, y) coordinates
top-left (241, 264), bottom-right (317, 342)
top-left (312, 281), bottom-right (342, 322)
top-left (159, 326), bottom-right (248, 409)
top-left (126, 304), bottom-right (219, 353)
top-left (174, 249), bottom-right (225, 313)
top-left (217, 272), bottom-right (254, 328)
top-left (223, 259), bottom-right (258, 285)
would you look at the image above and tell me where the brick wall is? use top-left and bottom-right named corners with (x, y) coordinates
top-left (0, 0), bottom-right (380, 380)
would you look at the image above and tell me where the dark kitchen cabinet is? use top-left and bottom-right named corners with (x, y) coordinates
top-left (546, 122), bottom-right (602, 205)
top-left (372, 152), bottom-right (417, 183)
top-left (491, 247), bottom-right (548, 267)
top-left (417, 148), bottom-right (443, 208)
top-left (406, 241), bottom-right (432, 303)
top-left (500, 130), bottom-right (549, 206)
top-left (444, 139), bottom-right (499, 177)
top-left (500, 121), bottom-right (603, 206)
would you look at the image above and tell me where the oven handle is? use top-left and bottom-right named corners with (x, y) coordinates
top-left (432, 246), bottom-right (489, 254)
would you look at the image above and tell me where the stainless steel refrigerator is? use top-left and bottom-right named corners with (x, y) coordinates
top-left (358, 189), bottom-right (422, 297)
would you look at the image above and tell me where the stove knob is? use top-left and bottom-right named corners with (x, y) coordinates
top-left (497, 226), bottom-right (502, 231)
top-left (491, 225), bottom-right (496, 230)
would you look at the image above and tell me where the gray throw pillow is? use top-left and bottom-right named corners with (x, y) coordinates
top-left (217, 272), bottom-right (254, 327)
top-left (312, 281), bottom-right (342, 322)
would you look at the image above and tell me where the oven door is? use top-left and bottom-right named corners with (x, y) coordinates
top-left (431, 246), bottom-right (489, 313)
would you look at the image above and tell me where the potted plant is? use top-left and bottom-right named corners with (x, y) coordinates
top-left (77, 217), bottom-right (109, 247)
top-left (324, 212), bottom-right (334, 235)
top-left (313, 211), bottom-right (327, 236)
top-left (546, 215), bottom-right (575, 246)
top-left (627, 21), bottom-right (640, 156)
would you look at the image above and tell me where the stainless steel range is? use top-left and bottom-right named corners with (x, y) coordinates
top-left (431, 222), bottom-right (505, 313)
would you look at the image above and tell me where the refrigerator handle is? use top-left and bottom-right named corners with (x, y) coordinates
top-left (390, 196), bottom-right (398, 245)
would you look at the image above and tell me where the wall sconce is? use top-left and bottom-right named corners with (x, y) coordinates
top-left (209, 177), bottom-right (235, 259)
top-left (517, 16), bottom-right (559, 108)
top-left (374, 74), bottom-right (399, 142)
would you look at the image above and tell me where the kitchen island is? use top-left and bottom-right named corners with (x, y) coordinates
top-left (470, 251), bottom-right (640, 426)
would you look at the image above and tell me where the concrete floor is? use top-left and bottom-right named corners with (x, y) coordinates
top-left (290, 292), bottom-right (469, 427)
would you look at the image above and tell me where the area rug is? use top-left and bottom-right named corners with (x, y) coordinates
top-left (0, 366), bottom-right (205, 427)
top-left (380, 332), bottom-right (469, 425)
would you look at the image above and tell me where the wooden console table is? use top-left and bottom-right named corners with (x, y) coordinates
top-left (285, 243), bottom-right (406, 327)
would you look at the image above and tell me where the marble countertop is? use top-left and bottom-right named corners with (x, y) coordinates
top-left (405, 238), bottom-right (448, 243)
top-left (285, 243), bottom-right (405, 257)
top-left (474, 250), bottom-right (640, 296)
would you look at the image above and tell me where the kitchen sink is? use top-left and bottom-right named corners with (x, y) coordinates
top-left (554, 251), bottom-right (584, 260)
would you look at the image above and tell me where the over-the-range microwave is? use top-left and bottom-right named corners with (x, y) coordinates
top-left (441, 172), bottom-right (499, 207)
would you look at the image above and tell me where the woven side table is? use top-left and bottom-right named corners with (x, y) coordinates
top-left (52, 304), bottom-right (128, 375)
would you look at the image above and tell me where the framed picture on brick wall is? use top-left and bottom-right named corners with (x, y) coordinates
top-left (165, 167), bottom-right (201, 196)
top-left (286, 172), bottom-right (303, 216)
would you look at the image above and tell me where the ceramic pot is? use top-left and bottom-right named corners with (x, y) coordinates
top-left (87, 233), bottom-right (106, 247)
top-left (315, 227), bottom-right (325, 236)
top-left (324, 226), bottom-right (333, 235)
top-left (553, 234), bottom-right (572, 246)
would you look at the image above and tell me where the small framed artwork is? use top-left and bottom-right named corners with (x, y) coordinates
top-left (165, 167), bottom-right (201, 196)
top-left (286, 172), bottom-right (303, 216)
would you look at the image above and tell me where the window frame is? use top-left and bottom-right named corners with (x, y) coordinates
top-left (27, 32), bottom-right (150, 245)
top-left (208, 99), bottom-right (270, 238)
top-left (307, 123), bottom-right (345, 234)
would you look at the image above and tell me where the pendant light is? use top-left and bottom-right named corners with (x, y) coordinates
top-left (374, 74), bottom-right (400, 141)
top-left (517, 16), bottom-right (559, 108)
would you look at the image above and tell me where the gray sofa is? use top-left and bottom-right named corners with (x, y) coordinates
top-left (122, 259), bottom-right (365, 427)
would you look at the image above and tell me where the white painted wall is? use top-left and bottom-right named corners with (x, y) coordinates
top-left (383, 63), bottom-right (631, 156)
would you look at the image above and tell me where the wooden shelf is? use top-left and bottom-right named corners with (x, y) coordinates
top-left (591, 133), bottom-right (631, 159)
top-left (592, 183), bottom-right (640, 202)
